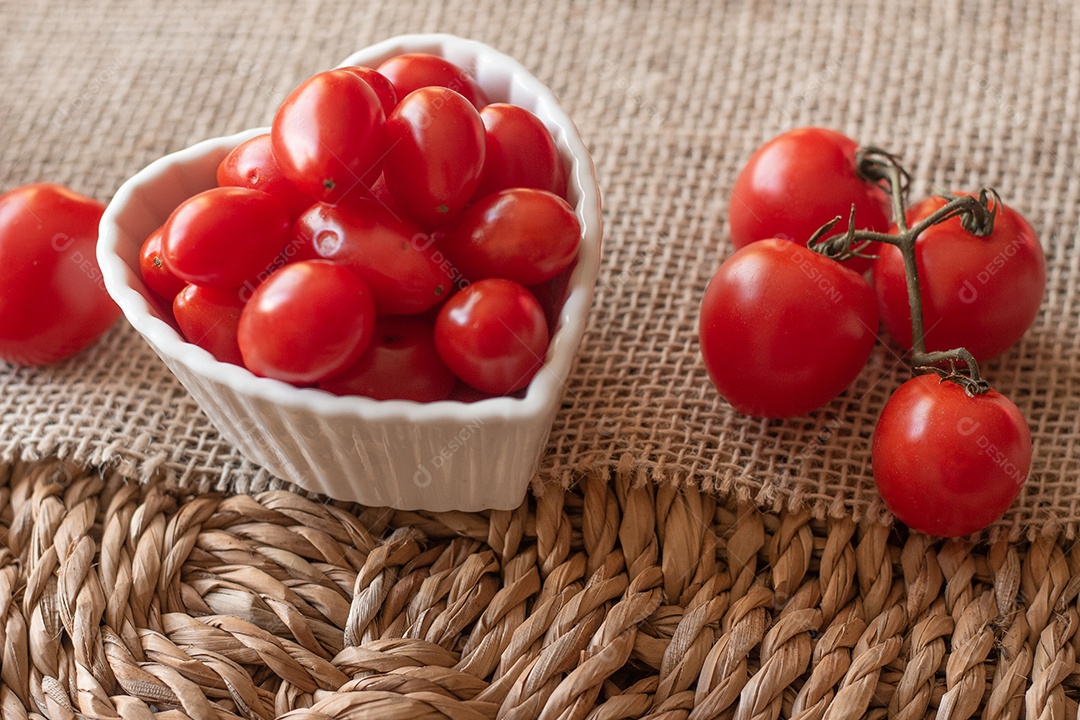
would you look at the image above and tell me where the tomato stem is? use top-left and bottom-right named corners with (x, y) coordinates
top-left (856, 147), bottom-right (911, 232)
top-left (807, 149), bottom-right (997, 395)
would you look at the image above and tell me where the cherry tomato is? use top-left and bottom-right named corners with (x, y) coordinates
top-left (873, 194), bottom-right (1045, 361)
top-left (238, 260), bottom-right (375, 384)
top-left (528, 267), bottom-right (574, 337)
top-left (367, 172), bottom-right (407, 218)
top-left (216, 133), bottom-right (313, 219)
top-left (441, 188), bottom-right (580, 285)
top-left (173, 284), bottom-right (244, 365)
top-left (163, 187), bottom-right (290, 289)
top-left (729, 127), bottom-right (891, 273)
top-left (376, 53), bottom-right (488, 109)
top-left (139, 224), bottom-right (186, 302)
top-left (339, 66), bottom-right (398, 117)
top-left (271, 69), bottom-right (386, 203)
top-left (0, 183), bottom-right (119, 365)
top-left (435, 279), bottom-right (548, 395)
top-left (319, 316), bottom-right (456, 402)
top-left (699, 239), bottom-right (878, 418)
top-left (474, 104), bottom-right (566, 199)
top-left (383, 87), bottom-right (486, 227)
top-left (872, 374), bottom-right (1031, 537)
top-left (293, 199), bottom-right (456, 315)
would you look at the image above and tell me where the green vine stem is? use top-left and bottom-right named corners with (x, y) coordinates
top-left (807, 148), bottom-right (997, 396)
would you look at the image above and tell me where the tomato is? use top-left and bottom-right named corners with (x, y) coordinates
top-left (474, 104), bottom-right (566, 199)
top-left (163, 187), bottom-right (290, 288)
top-left (216, 133), bottom-right (313, 219)
top-left (339, 66), bottom-right (398, 117)
top-left (441, 188), bottom-right (580, 285)
top-left (139, 224), bottom-right (186, 302)
top-left (383, 87), bottom-right (486, 227)
top-left (0, 184), bottom-right (119, 365)
top-left (367, 172), bottom-right (407, 217)
top-left (699, 239), bottom-right (878, 418)
top-left (872, 374), bottom-right (1031, 537)
top-left (319, 316), bottom-right (456, 402)
top-left (376, 53), bottom-right (488, 109)
top-left (271, 69), bottom-right (386, 203)
top-left (528, 267), bottom-right (574, 337)
top-left (435, 279), bottom-right (548, 395)
top-left (238, 260), bottom-right (375, 384)
top-left (729, 127), bottom-right (891, 273)
top-left (293, 200), bottom-right (457, 315)
top-left (173, 284), bottom-right (244, 365)
top-left (873, 194), bottom-right (1045, 361)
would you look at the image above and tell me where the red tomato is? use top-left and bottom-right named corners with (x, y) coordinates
top-left (238, 260), bottom-right (375, 384)
top-left (319, 316), bottom-right (456, 402)
top-left (0, 183), bottom-right (119, 365)
top-left (873, 194), bottom-right (1045, 361)
top-left (163, 187), bottom-right (290, 288)
top-left (441, 188), bottom-right (580, 285)
top-left (271, 69), bottom-right (386, 203)
top-left (139, 224), bottom-right (186, 302)
top-left (383, 87), bottom-right (486, 227)
top-left (173, 284), bottom-right (244, 365)
top-left (872, 374), bottom-right (1031, 537)
top-left (435, 279), bottom-right (548, 395)
top-left (216, 134), bottom-right (313, 218)
top-left (528, 267), bottom-right (574, 337)
top-left (474, 104), bottom-right (566, 199)
top-left (376, 53), bottom-right (488, 109)
top-left (339, 66), bottom-right (398, 117)
top-left (699, 239), bottom-right (878, 418)
top-left (293, 200), bottom-right (457, 315)
top-left (367, 172), bottom-right (407, 217)
top-left (729, 127), bottom-right (891, 273)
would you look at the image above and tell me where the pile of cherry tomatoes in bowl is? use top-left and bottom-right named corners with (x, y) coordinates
top-left (138, 53), bottom-right (581, 403)
top-left (701, 127), bottom-right (1046, 537)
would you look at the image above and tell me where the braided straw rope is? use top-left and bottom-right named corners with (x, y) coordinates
top-left (1, 459), bottom-right (1078, 719)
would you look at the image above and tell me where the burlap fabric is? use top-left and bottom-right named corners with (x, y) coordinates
top-left (1, 0), bottom-right (1076, 538)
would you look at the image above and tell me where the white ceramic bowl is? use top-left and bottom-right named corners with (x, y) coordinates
top-left (97, 34), bottom-right (602, 511)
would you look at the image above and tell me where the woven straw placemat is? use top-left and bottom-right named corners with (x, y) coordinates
top-left (1, 0), bottom-right (1078, 538)
top-left (2, 458), bottom-right (1078, 718)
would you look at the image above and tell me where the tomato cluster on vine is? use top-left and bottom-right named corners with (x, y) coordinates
top-left (140, 54), bottom-right (581, 402)
top-left (700, 127), bottom-right (1045, 537)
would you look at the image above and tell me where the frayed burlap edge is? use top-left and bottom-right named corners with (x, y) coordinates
top-left (0, 436), bottom-right (1063, 544)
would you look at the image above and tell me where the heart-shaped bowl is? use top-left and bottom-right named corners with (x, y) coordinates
top-left (97, 33), bottom-right (601, 511)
